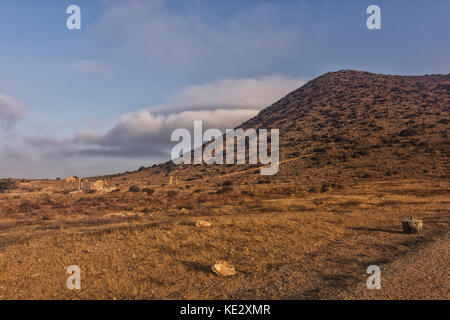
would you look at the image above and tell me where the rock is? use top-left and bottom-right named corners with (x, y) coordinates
top-left (195, 220), bottom-right (212, 227)
top-left (65, 176), bottom-right (76, 183)
top-left (402, 218), bottom-right (423, 234)
top-left (211, 261), bottom-right (236, 276)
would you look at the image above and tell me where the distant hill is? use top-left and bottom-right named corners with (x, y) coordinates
top-left (237, 70), bottom-right (449, 182)
top-left (111, 70), bottom-right (450, 188)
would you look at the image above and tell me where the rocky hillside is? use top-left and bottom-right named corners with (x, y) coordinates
top-left (237, 70), bottom-right (450, 183)
top-left (95, 70), bottom-right (450, 189)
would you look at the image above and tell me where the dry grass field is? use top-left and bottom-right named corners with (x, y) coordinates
top-left (0, 177), bottom-right (448, 299)
top-left (0, 70), bottom-right (448, 299)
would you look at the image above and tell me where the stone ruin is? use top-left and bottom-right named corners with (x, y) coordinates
top-left (79, 178), bottom-right (107, 192)
top-left (66, 177), bottom-right (109, 193)
top-left (168, 176), bottom-right (178, 185)
top-left (65, 176), bottom-right (76, 183)
top-left (89, 180), bottom-right (105, 191)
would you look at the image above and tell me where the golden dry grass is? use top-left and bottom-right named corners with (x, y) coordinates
top-left (0, 178), bottom-right (448, 299)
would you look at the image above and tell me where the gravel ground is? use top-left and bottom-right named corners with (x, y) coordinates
top-left (336, 233), bottom-right (449, 300)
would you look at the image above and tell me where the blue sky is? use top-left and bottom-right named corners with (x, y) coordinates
top-left (0, 0), bottom-right (449, 178)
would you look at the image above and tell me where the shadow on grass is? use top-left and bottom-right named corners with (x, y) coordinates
top-left (181, 261), bottom-right (212, 274)
top-left (351, 226), bottom-right (404, 234)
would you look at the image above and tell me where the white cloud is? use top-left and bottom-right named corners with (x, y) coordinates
top-left (0, 93), bottom-right (27, 127)
top-left (68, 74), bottom-right (305, 157)
top-left (152, 75), bottom-right (303, 114)
top-left (3, 74), bottom-right (305, 178)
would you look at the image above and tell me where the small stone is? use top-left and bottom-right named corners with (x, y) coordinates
top-left (195, 220), bottom-right (212, 227)
top-left (211, 260), bottom-right (236, 276)
top-left (402, 218), bottom-right (423, 234)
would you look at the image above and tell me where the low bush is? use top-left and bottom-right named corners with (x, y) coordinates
top-left (167, 190), bottom-right (178, 197)
top-left (129, 185), bottom-right (141, 192)
top-left (399, 128), bottom-right (418, 137)
top-left (142, 187), bottom-right (154, 195)
top-left (216, 186), bottom-right (233, 194)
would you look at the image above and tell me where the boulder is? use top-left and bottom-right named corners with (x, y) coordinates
top-left (65, 176), bottom-right (76, 183)
top-left (195, 220), bottom-right (212, 227)
top-left (211, 261), bottom-right (236, 276)
top-left (402, 218), bottom-right (423, 234)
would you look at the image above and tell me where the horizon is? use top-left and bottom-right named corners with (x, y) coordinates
top-left (1, 0), bottom-right (449, 179)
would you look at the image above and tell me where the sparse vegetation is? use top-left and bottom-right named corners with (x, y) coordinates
top-left (129, 185), bottom-right (141, 192)
top-left (0, 179), bottom-right (14, 193)
top-left (142, 187), bottom-right (155, 195)
top-left (399, 128), bottom-right (419, 137)
top-left (216, 186), bottom-right (233, 194)
top-left (167, 190), bottom-right (178, 197)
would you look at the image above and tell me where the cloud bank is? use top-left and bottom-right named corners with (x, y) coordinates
top-left (4, 75), bottom-right (304, 178)
top-left (28, 75), bottom-right (304, 158)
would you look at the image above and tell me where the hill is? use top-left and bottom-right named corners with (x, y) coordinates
top-left (127, 70), bottom-right (449, 189)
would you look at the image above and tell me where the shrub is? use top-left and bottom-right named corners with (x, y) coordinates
top-left (142, 187), bottom-right (154, 195)
top-left (314, 147), bottom-right (328, 154)
top-left (19, 200), bottom-right (39, 213)
top-left (186, 174), bottom-right (203, 181)
top-left (0, 179), bottom-right (14, 193)
top-left (241, 190), bottom-right (254, 196)
top-left (167, 190), bottom-right (178, 197)
top-left (129, 185), bottom-right (141, 192)
top-left (339, 200), bottom-right (362, 207)
top-left (216, 186), bottom-right (233, 194)
top-left (357, 149), bottom-right (369, 156)
top-left (43, 195), bottom-right (52, 204)
top-left (308, 187), bottom-right (318, 193)
top-left (399, 128), bottom-right (418, 137)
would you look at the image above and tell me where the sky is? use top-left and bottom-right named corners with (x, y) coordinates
top-left (0, 0), bottom-right (449, 178)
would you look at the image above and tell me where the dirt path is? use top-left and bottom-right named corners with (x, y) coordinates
top-left (335, 233), bottom-right (449, 300)
top-left (217, 156), bottom-right (301, 179)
